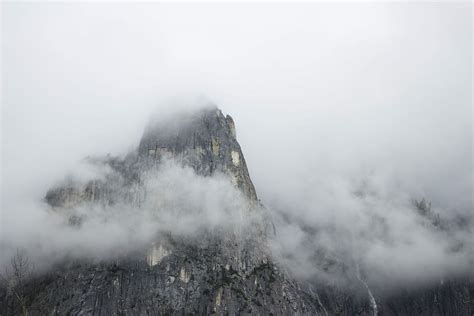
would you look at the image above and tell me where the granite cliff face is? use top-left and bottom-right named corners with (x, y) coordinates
top-left (1, 106), bottom-right (323, 315)
top-left (0, 106), bottom-right (472, 315)
top-left (138, 108), bottom-right (257, 202)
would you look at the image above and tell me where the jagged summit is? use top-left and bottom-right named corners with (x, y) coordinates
top-left (138, 106), bottom-right (258, 201)
top-left (45, 107), bottom-right (258, 209)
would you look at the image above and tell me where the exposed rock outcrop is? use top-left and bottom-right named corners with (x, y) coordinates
top-left (138, 106), bottom-right (257, 202)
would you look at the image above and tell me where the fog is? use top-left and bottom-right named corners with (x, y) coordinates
top-left (1, 158), bottom-right (259, 271)
top-left (1, 2), bottom-right (472, 288)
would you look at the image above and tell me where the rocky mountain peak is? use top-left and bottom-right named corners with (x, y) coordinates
top-left (138, 106), bottom-right (258, 201)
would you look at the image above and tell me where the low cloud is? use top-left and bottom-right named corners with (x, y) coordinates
top-left (0, 158), bottom-right (260, 271)
top-left (268, 171), bottom-right (473, 290)
top-left (2, 151), bottom-right (470, 292)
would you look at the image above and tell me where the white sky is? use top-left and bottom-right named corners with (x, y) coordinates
top-left (1, 2), bottom-right (472, 215)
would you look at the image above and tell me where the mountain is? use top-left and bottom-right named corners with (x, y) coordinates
top-left (0, 105), bottom-right (472, 315)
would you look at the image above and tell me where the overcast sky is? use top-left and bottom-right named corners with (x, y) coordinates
top-left (1, 2), bottom-right (472, 220)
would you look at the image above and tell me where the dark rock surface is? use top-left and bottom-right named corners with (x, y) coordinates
top-left (9, 246), bottom-right (321, 315)
top-left (377, 278), bottom-right (473, 316)
top-left (1, 105), bottom-right (472, 315)
top-left (138, 106), bottom-right (257, 202)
